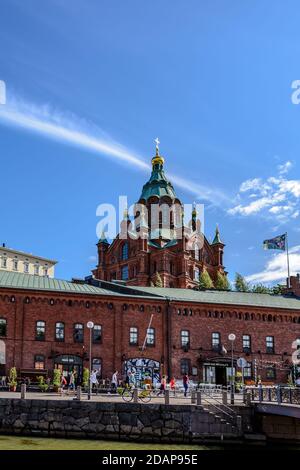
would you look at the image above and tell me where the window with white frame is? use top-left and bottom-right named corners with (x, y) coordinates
top-left (146, 327), bottom-right (155, 346)
top-left (24, 262), bottom-right (29, 273)
top-left (34, 264), bottom-right (39, 275)
top-left (181, 330), bottom-right (190, 347)
top-left (13, 259), bottom-right (18, 271)
top-left (129, 327), bottom-right (138, 345)
top-left (1, 257), bottom-right (7, 268)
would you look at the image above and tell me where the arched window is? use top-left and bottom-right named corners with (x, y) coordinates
top-left (146, 328), bottom-right (155, 346)
top-left (129, 327), bottom-right (138, 345)
top-left (121, 242), bottom-right (129, 260)
top-left (36, 321), bottom-right (45, 341)
top-left (194, 267), bottom-right (200, 281)
top-left (92, 358), bottom-right (102, 375)
top-left (170, 261), bottom-right (174, 275)
top-left (93, 325), bottom-right (102, 344)
top-left (55, 322), bottom-right (65, 341)
top-left (0, 319), bottom-right (7, 337)
top-left (180, 358), bottom-right (191, 375)
top-left (74, 323), bottom-right (84, 343)
top-left (34, 355), bottom-right (45, 370)
top-left (181, 330), bottom-right (190, 347)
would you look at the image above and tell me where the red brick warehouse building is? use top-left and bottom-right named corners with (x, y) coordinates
top-left (0, 145), bottom-right (300, 385)
top-left (1, 272), bottom-right (300, 385)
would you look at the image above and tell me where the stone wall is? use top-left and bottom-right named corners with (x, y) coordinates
top-left (0, 398), bottom-right (244, 443)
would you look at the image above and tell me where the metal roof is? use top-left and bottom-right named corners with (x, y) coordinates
top-left (123, 286), bottom-right (300, 310)
top-left (0, 271), bottom-right (120, 296)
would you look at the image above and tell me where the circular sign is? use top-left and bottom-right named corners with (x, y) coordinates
top-left (237, 357), bottom-right (247, 368)
top-left (228, 333), bottom-right (236, 341)
top-left (87, 321), bottom-right (94, 329)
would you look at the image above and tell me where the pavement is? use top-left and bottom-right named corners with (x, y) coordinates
top-left (0, 390), bottom-right (246, 406)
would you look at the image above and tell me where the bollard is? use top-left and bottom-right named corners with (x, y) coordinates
top-left (196, 391), bottom-right (201, 406)
top-left (76, 386), bottom-right (82, 401)
top-left (133, 388), bottom-right (138, 403)
top-left (191, 389), bottom-right (196, 404)
top-left (222, 390), bottom-right (228, 405)
top-left (21, 383), bottom-right (26, 399)
top-left (164, 389), bottom-right (170, 405)
top-left (236, 415), bottom-right (242, 434)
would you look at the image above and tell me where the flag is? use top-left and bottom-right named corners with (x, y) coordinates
top-left (263, 233), bottom-right (286, 251)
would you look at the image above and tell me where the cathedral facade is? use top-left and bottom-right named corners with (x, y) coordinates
top-left (92, 144), bottom-right (225, 288)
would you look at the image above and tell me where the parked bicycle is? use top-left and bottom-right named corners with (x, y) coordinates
top-left (121, 387), bottom-right (159, 403)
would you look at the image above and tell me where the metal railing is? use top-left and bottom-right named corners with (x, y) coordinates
top-left (245, 386), bottom-right (300, 405)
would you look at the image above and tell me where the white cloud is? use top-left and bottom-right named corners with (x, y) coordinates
top-left (246, 245), bottom-right (300, 284)
top-left (0, 92), bottom-right (229, 205)
top-left (278, 161), bottom-right (292, 175)
top-left (228, 161), bottom-right (300, 223)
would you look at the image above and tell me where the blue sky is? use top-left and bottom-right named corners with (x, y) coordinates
top-left (0, 0), bottom-right (300, 284)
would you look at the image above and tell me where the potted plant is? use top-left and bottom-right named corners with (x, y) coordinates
top-left (8, 367), bottom-right (17, 392)
top-left (52, 369), bottom-right (61, 392)
top-left (37, 375), bottom-right (49, 393)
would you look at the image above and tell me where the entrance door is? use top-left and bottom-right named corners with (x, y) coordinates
top-left (54, 355), bottom-right (83, 384)
top-left (215, 366), bottom-right (227, 386)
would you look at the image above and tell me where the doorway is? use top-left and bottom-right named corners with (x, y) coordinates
top-left (215, 366), bottom-right (227, 386)
top-left (54, 355), bottom-right (83, 384)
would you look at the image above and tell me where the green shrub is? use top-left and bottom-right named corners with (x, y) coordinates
top-left (8, 367), bottom-right (17, 387)
top-left (82, 368), bottom-right (90, 388)
top-left (52, 369), bottom-right (61, 387)
top-left (37, 375), bottom-right (49, 392)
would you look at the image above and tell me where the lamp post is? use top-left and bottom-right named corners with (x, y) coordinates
top-left (228, 333), bottom-right (236, 405)
top-left (87, 321), bottom-right (94, 400)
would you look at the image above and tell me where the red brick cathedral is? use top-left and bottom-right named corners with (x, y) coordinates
top-left (92, 144), bottom-right (225, 288)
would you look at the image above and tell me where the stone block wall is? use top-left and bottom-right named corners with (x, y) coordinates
top-left (0, 398), bottom-right (244, 443)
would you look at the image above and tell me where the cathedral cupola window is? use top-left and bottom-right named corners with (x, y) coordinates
top-left (121, 242), bottom-right (129, 261)
top-left (121, 265), bottom-right (129, 280)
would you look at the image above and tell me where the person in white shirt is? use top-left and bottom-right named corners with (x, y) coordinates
top-left (111, 370), bottom-right (118, 393)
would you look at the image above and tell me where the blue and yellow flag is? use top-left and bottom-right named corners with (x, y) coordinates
top-left (263, 233), bottom-right (286, 251)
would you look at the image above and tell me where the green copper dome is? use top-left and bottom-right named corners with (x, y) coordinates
top-left (139, 147), bottom-right (177, 202)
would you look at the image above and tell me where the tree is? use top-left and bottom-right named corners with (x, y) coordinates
top-left (198, 269), bottom-right (214, 290)
top-left (251, 283), bottom-right (271, 294)
top-left (154, 272), bottom-right (163, 287)
top-left (215, 272), bottom-right (231, 291)
top-left (234, 273), bottom-right (249, 292)
top-left (272, 284), bottom-right (285, 295)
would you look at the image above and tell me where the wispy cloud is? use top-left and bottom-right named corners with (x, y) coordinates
top-left (246, 245), bottom-right (300, 284)
top-left (228, 162), bottom-right (300, 223)
top-left (0, 92), bottom-right (229, 205)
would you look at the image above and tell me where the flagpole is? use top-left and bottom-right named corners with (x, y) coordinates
top-left (286, 232), bottom-right (291, 288)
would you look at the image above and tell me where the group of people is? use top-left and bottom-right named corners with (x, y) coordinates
top-left (1, 370), bottom-right (191, 396)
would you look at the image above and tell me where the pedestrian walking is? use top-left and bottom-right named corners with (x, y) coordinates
top-left (60, 374), bottom-right (67, 395)
top-left (68, 371), bottom-right (76, 392)
top-left (1, 376), bottom-right (6, 387)
top-left (183, 373), bottom-right (189, 397)
top-left (158, 375), bottom-right (167, 396)
top-left (170, 376), bottom-right (176, 396)
top-left (111, 370), bottom-right (118, 393)
top-left (90, 369), bottom-right (99, 393)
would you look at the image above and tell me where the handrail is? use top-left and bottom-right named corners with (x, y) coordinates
top-left (199, 388), bottom-right (238, 425)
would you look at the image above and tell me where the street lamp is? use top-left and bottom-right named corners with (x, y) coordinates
top-left (228, 333), bottom-right (236, 405)
top-left (87, 321), bottom-right (94, 400)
